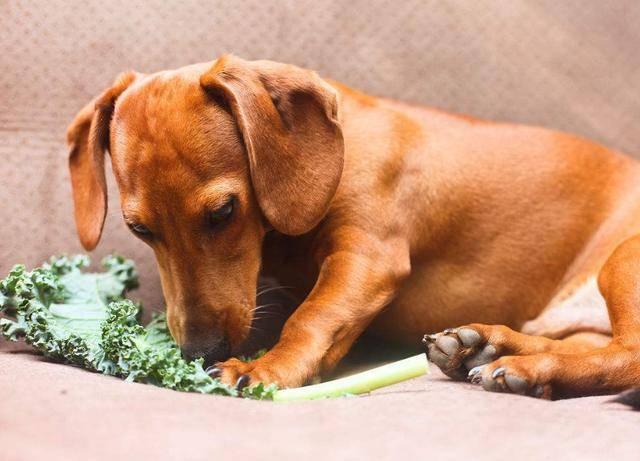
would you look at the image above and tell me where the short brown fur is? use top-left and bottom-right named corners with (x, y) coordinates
top-left (67, 55), bottom-right (640, 397)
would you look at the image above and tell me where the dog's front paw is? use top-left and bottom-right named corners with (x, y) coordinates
top-left (206, 355), bottom-right (305, 390)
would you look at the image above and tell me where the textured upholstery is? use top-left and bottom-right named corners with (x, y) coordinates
top-left (1, 351), bottom-right (639, 461)
top-left (1, 0), bottom-right (639, 310)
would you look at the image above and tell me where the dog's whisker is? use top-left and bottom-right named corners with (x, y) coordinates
top-left (256, 285), bottom-right (294, 298)
top-left (249, 303), bottom-right (281, 313)
top-left (253, 312), bottom-right (285, 322)
top-left (252, 315), bottom-right (285, 322)
top-left (254, 310), bottom-right (285, 317)
top-left (251, 311), bottom-right (285, 319)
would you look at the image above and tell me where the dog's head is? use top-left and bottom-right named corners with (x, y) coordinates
top-left (66, 55), bottom-right (344, 364)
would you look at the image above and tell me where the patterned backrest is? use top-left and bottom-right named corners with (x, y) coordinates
top-left (1, 0), bottom-right (638, 309)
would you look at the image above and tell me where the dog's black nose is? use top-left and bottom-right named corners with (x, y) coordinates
top-left (181, 336), bottom-right (231, 366)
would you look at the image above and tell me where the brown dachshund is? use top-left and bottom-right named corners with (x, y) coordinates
top-left (67, 55), bottom-right (640, 398)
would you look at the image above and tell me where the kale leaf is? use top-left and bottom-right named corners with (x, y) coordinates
top-left (0, 254), bottom-right (276, 400)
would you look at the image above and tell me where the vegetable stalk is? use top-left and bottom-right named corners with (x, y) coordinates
top-left (273, 353), bottom-right (429, 402)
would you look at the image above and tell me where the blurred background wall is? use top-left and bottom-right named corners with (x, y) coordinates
top-left (1, 0), bottom-right (639, 312)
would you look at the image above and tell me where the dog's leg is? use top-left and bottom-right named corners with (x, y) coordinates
top-left (215, 236), bottom-right (410, 388)
top-left (428, 235), bottom-right (640, 398)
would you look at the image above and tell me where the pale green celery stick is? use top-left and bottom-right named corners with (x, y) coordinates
top-left (273, 353), bottom-right (429, 402)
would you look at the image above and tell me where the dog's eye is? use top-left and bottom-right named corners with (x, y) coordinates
top-left (208, 198), bottom-right (234, 227)
top-left (128, 222), bottom-right (152, 236)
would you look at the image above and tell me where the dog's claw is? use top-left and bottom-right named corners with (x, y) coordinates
top-left (468, 365), bottom-right (486, 384)
top-left (205, 366), bottom-right (222, 379)
top-left (422, 333), bottom-right (438, 345)
top-left (236, 374), bottom-right (251, 392)
top-left (492, 366), bottom-right (506, 379)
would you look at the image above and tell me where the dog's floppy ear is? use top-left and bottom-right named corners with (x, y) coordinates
top-left (200, 55), bottom-right (344, 235)
top-left (66, 72), bottom-right (138, 250)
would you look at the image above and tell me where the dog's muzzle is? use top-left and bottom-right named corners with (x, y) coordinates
top-left (180, 336), bottom-right (231, 366)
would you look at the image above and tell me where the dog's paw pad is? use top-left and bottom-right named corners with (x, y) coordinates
top-left (464, 344), bottom-right (497, 369)
top-left (504, 374), bottom-right (532, 395)
top-left (423, 326), bottom-right (496, 380)
top-left (457, 327), bottom-right (482, 347)
top-left (435, 335), bottom-right (460, 355)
